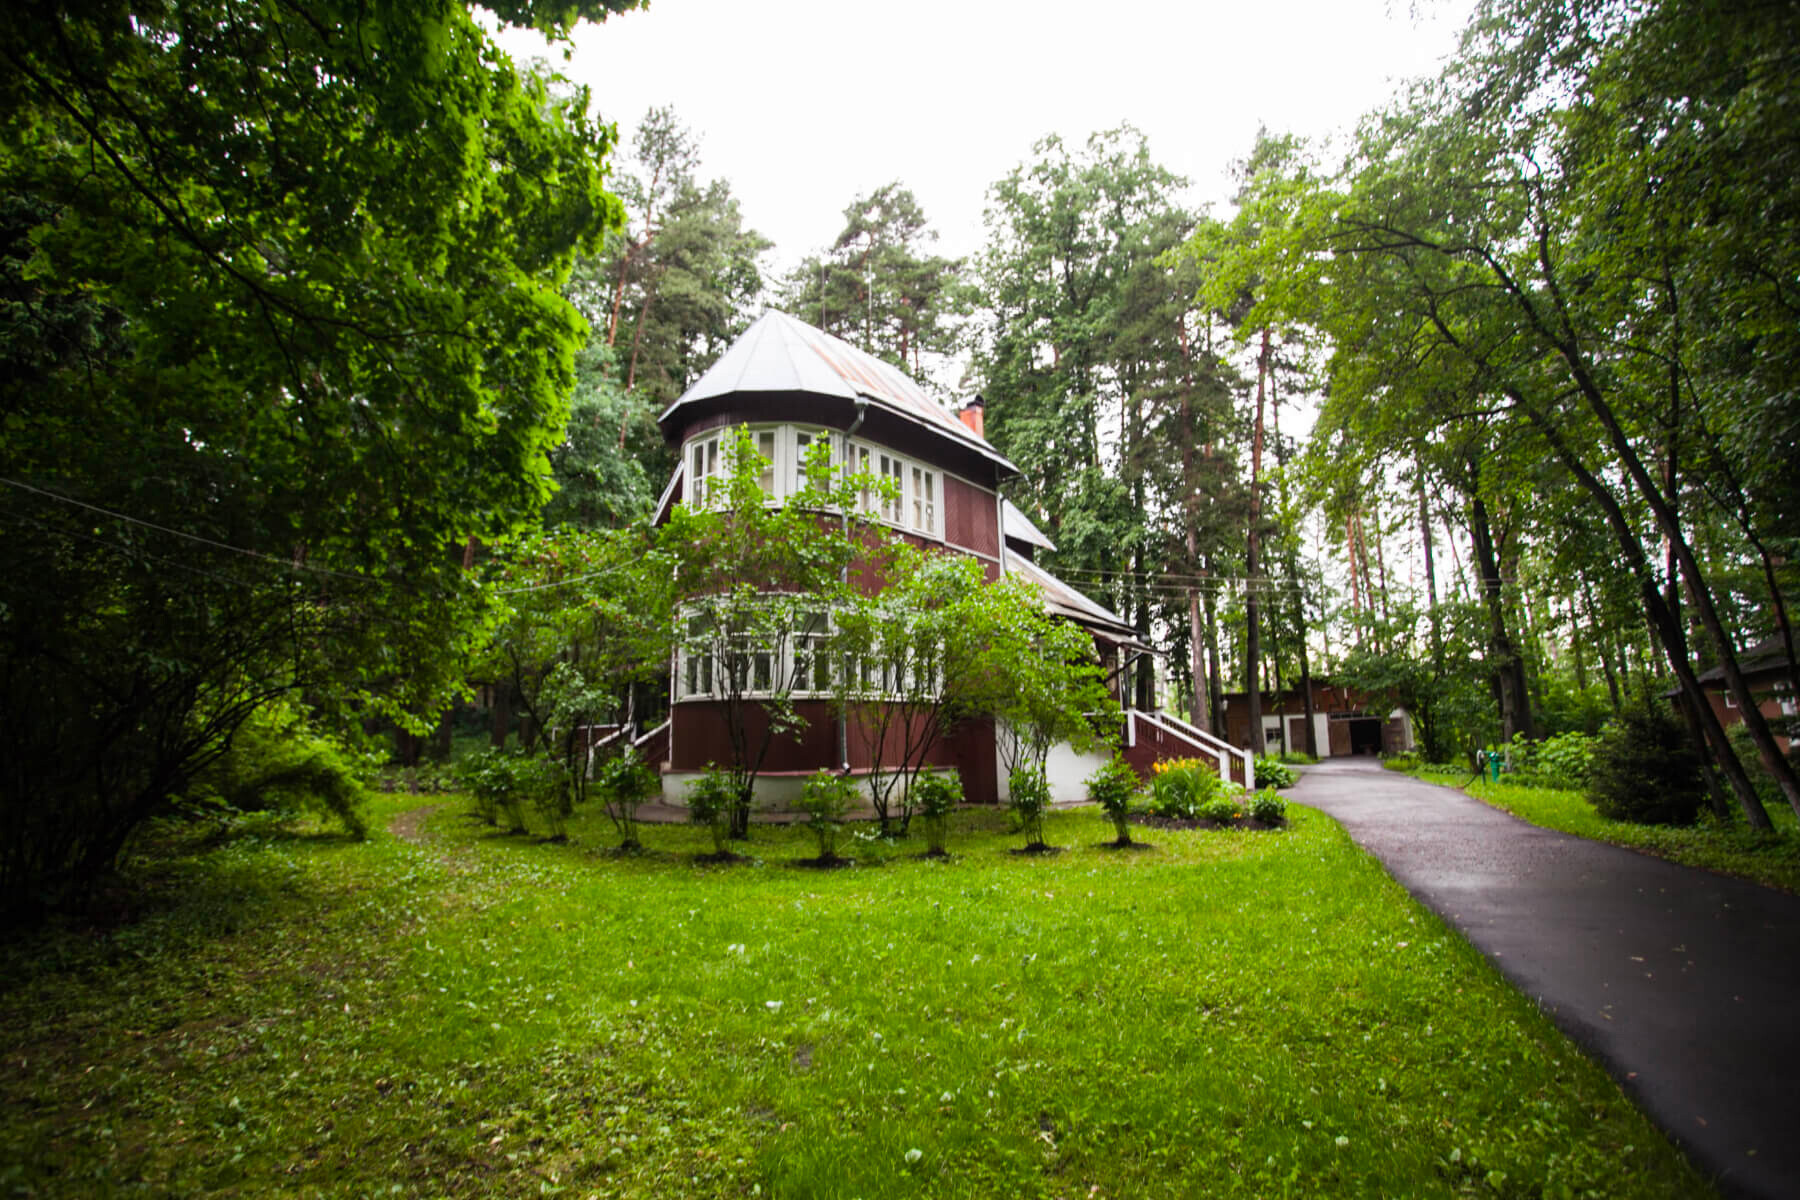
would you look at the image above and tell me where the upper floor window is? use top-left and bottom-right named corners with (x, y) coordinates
top-left (681, 424), bottom-right (944, 540)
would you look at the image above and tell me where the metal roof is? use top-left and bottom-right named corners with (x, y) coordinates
top-left (660, 309), bottom-right (1016, 475)
top-left (1001, 498), bottom-right (1056, 553)
top-left (1005, 552), bottom-right (1136, 641)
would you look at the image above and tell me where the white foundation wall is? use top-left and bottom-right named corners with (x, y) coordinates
top-left (992, 733), bottom-right (1111, 805)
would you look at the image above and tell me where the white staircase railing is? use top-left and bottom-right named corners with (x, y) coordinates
top-left (1131, 710), bottom-right (1256, 791)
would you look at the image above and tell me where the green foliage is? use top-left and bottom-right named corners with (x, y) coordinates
top-left (1086, 754), bottom-right (1143, 843)
top-left (1252, 756), bottom-right (1297, 789)
top-left (0, 0), bottom-right (638, 911)
top-left (1509, 732), bottom-right (1601, 792)
top-left (516, 755), bottom-right (572, 841)
top-left (911, 769), bottom-right (962, 856)
top-left (592, 748), bottom-right (659, 850)
top-left (1200, 795), bottom-right (1245, 825)
top-left (779, 183), bottom-right (962, 374)
top-left (181, 702), bottom-right (371, 839)
top-left (454, 749), bottom-right (541, 834)
top-left (796, 770), bottom-right (857, 861)
top-left (1248, 787), bottom-right (1288, 824)
top-left (1007, 767), bottom-right (1052, 849)
top-left (686, 766), bottom-right (736, 856)
top-left (1149, 759), bottom-right (1225, 819)
top-left (1587, 707), bottom-right (1705, 827)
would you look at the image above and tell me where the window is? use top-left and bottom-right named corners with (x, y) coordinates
top-left (911, 465), bottom-right (936, 534)
top-left (679, 425), bottom-right (945, 539)
top-left (793, 429), bottom-right (823, 494)
top-left (755, 429), bottom-right (777, 496)
top-left (676, 603), bottom-right (837, 701)
top-left (688, 435), bottom-right (721, 506)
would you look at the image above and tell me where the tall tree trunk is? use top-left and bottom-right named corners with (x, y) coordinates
top-left (1467, 459), bottom-right (1533, 742)
top-left (1244, 328), bottom-right (1270, 754)
top-left (1419, 474), bottom-right (1444, 760)
top-left (1515, 398), bottom-right (1773, 828)
top-left (1203, 576), bottom-right (1225, 736)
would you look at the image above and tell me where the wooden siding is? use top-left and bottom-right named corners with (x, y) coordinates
top-left (944, 475), bottom-right (1000, 559)
top-left (669, 700), bottom-right (1001, 803)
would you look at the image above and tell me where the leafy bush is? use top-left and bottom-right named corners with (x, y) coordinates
top-left (1383, 752), bottom-right (1422, 774)
top-left (1252, 756), bottom-right (1297, 789)
top-left (1248, 787), bottom-right (1288, 824)
top-left (1586, 706), bottom-right (1704, 826)
top-left (453, 749), bottom-right (546, 834)
top-left (1508, 731), bottom-right (1600, 791)
top-left (517, 754), bottom-right (571, 840)
top-left (912, 769), bottom-right (962, 856)
top-left (593, 748), bottom-right (659, 850)
top-left (1727, 721), bottom-right (1800, 817)
top-left (455, 748), bottom-right (509, 827)
top-left (686, 765), bottom-right (736, 856)
top-left (1200, 795), bottom-right (1244, 825)
top-left (182, 701), bottom-right (370, 838)
top-left (1086, 754), bottom-right (1143, 843)
top-left (1008, 767), bottom-right (1052, 849)
top-left (797, 770), bottom-right (856, 860)
top-left (1149, 757), bottom-right (1223, 819)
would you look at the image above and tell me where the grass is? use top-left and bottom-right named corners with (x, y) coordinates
top-left (1400, 762), bottom-right (1800, 894)
top-left (0, 796), bottom-right (1712, 1199)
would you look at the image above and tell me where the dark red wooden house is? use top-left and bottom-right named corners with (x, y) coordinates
top-left (636, 309), bottom-right (1173, 808)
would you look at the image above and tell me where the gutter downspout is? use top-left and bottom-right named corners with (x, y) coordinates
top-left (838, 396), bottom-right (870, 773)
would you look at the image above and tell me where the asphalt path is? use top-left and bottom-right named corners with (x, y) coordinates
top-left (1293, 759), bottom-right (1800, 1200)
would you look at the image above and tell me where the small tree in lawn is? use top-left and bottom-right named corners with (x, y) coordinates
top-left (687, 765), bottom-right (736, 860)
top-left (1087, 753), bottom-right (1143, 846)
top-left (961, 575), bottom-right (1120, 784)
top-left (912, 769), bottom-right (962, 857)
top-left (593, 747), bottom-right (659, 851)
top-left (660, 429), bottom-right (888, 839)
top-left (1008, 764), bottom-right (1053, 851)
top-left (831, 547), bottom-right (989, 835)
top-left (796, 769), bottom-right (856, 863)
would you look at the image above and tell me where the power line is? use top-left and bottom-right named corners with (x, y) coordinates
top-left (1, 476), bottom-right (373, 583)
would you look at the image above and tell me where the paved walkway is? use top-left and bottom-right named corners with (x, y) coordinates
top-left (1294, 759), bottom-right (1800, 1200)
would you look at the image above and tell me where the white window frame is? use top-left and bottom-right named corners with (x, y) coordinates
top-left (678, 424), bottom-right (945, 542)
top-left (673, 601), bottom-right (838, 702)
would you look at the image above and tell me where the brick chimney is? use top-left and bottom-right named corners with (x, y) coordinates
top-left (957, 396), bottom-right (985, 439)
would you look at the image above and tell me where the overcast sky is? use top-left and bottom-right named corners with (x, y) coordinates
top-left (499, 0), bottom-right (1475, 275)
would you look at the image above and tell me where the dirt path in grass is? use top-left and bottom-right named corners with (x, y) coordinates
top-left (388, 802), bottom-right (446, 846)
top-left (1295, 758), bottom-right (1800, 1200)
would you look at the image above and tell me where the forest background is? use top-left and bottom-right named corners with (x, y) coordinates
top-left (2, 0), bottom-right (1795, 910)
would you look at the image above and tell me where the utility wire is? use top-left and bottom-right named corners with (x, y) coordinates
top-left (1, 475), bottom-right (373, 583)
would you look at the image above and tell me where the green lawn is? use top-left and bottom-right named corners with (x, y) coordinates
top-left (0, 796), bottom-right (1711, 1198)
top-left (1404, 764), bottom-right (1800, 894)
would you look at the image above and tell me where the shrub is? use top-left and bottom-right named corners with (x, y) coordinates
top-left (1252, 756), bottom-right (1297, 789)
top-left (182, 701), bottom-right (370, 838)
top-left (1149, 757), bottom-right (1222, 819)
top-left (1726, 721), bottom-right (1800, 817)
top-left (1086, 754), bottom-right (1143, 843)
top-left (1248, 787), bottom-right (1288, 824)
top-left (517, 754), bottom-right (570, 840)
top-left (686, 765), bottom-right (736, 856)
top-left (1008, 766), bottom-right (1052, 849)
top-left (456, 748), bottom-right (528, 832)
top-left (1200, 794), bottom-right (1243, 825)
top-left (912, 770), bottom-right (962, 856)
top-left (1383, 752), bottom-right (1422, 774)
top-left (593, 749), bottom-right (659, 850)
top-left (1509, 731), bottom-right (1600, 791)
top-left (797, 770), bottom-right (857, 860)
top-left (1586, 706), bottom-right (1704, 826)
